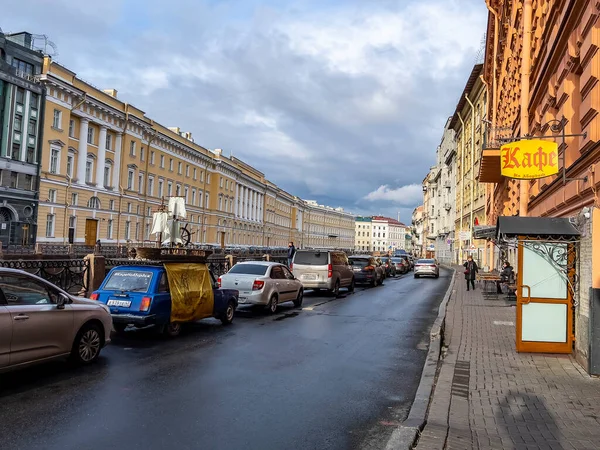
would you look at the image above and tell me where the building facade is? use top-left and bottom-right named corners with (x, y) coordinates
top-left (411, 205), bottom-right (425, 257)
top-left (36, 56), bottom-right (354, 250)
top-left (0, 32), bottom-right (45, 247)
top-left (370, 216), bottom-right (407, 253)
top-left (480, 0), bottom-right (600, 370)
top-left (450, 63), bottom-right (487, 265)
top-left (355, 216), bottom-right (372, 252)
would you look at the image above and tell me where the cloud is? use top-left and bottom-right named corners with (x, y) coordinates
top-left (0, 0), bottom-right (487, 223)
top-left (363, 184), bottom-right (423, 205)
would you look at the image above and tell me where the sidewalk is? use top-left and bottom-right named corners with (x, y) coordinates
top-left (416, 267), bottom-right (600, 450)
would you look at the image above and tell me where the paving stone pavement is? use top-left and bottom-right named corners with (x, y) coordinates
top-left (416, 267), bottom-right (600, 450)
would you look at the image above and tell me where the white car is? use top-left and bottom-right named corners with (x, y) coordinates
top-left (0, 268), bottom-right (113, 373)
top-left (414, 259), bottom-right (440, 278)
top-left (218, 262), bottom-right (303, 313)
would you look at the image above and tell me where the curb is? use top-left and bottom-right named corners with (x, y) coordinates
top-left (384, 266), bottom-right (456, 450)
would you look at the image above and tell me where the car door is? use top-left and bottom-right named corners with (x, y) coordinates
top-left (282, 266), bottom-right (300, 300)
top-left (0, 273), bottom-right (74, 366)
top-left (270, 266), bottom-right (290, 302)
top-left (0, 303), bottom-right (11, 368)
top-left (338, 252), bottom-right (352, 286)
top-left (210, 270), bottom-right (226, 315)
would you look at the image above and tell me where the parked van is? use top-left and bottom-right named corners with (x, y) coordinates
top-left (291, 250), bottom-right (354, 296)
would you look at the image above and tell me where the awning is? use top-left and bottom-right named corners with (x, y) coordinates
top-left (496, 216), bottom-right (580, 240)
top-left (473, 225), bottom-right (496, 240)
top-left (478, 148), bottom-right (503, 183)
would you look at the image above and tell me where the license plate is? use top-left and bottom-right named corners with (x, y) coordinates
top-left (107, 299), bottom-right (131, 308)
top-left (353, 268), bottom-right (362, 272)
top-left (238, 297), bottom-right (247, 303)
top-left (303, 274), bottom-right (317, 280)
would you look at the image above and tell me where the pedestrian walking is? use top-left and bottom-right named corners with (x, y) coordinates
top-left (463, 255), bottom-right (478, 291)
top-left (287, 241), bottom-right (296, 267)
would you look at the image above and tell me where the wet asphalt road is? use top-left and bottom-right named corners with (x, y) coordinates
top-left (0, 268), bottom-right (451, 450)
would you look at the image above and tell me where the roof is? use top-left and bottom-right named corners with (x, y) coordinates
top-left (372, 216), bottom-right (407, 227)
top-left (495, 216), bottom-right (580, 239)
top-left (235, 261), bottom-right (282, 266)
top-left (449, 64), bottom-right (484, 130)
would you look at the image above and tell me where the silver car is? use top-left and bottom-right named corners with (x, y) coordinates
top-left (414, 259), bottom-right (440, 279)
top-left (0, 268), bottom-right (113, 373)
top-left (291, 250), bottom-right (355, 296)
top-left (219, 262), bottom-right (303, 313)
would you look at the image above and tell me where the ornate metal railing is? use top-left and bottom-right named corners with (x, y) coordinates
top-left (0, 259), bottom-right (89, 295)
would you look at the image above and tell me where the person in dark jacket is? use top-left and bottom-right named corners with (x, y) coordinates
top-left (496, 261), bottom-right (515, 293)
top-left (463, 256), bottom-right (479, 291)
top-left (287, 242), bottom-right (296, 267)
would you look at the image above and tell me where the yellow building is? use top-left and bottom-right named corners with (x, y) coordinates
top-left (449, 63), bottom-right (487, 263)
top-left (37, 57), bottom-right (354, 249)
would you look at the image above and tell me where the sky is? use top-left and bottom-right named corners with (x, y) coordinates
top-left (3, 0), bottom-right (487, 224)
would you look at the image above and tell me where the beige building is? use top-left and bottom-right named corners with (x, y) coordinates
top-left (36, 57), bottom-right (354, 249)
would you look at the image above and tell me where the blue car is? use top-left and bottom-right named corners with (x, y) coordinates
top-left (91, 265), bottom-right (239, 336)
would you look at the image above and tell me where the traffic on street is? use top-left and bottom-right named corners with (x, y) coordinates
top-left (0, 266), bottom-right (452, 450)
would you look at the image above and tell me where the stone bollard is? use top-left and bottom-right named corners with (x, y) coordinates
top-left (83, 253), bottom-right (106, 298)
top-left (225, 254), bottom-right (235, 270)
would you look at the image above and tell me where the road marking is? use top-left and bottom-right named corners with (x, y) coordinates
top-left (493, 320), bottom-right (514, 326)
top-left (303, 307), bottom-right (314, 311)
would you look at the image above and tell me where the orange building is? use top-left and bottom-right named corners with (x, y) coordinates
top-left (480, 0), bottom-right (600, 370)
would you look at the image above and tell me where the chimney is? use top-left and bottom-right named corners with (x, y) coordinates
top-left (168, 127), bottom-right (181, 134)
top-left (214, 148), bottom-right (222, 157)
top-left (103, 89), bottom-right (118, 98)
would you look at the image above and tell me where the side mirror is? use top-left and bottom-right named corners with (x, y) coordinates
top-left (56, 293), bottom-right (69, 310)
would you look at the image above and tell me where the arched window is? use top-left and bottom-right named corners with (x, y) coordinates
top-left (88, 196), bottom-right (101, 209)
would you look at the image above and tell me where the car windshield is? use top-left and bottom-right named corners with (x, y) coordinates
top-left (294, 252), bottom-right (327, 265)
top-left (103, 270), bottom-right (153, 293)
top-left (417, 259), bottom-right (435, 264)
top-left (350, 259), bottom-right (369, 267)
top-left (228, 264), bottom-right (268, 275)
top-left (391, 258), bottom-right (403, 263)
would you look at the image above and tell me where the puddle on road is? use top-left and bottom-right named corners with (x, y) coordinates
top-left (274, 312), bottom-right (300, 321)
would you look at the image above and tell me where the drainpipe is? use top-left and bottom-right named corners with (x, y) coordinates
top-left (485, 0), bottom-right (499, 132)
top-left (520, 0), bottom-right (532, 217)
top-left (457, 112), bottom-right (466, 263)
top-left (116, 103), bottom-right (129, 246)
top-left (465, 93), bottom-right (476, 260)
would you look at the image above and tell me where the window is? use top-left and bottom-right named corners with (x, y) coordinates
top-left (158, 179), bottom-right (164, 198)
top-left (107, 219), bottom-right (113, 239)
top-left (185, 187), bottom-right (189, 203)
top-left (71, 193), bottom-right (78, 206)
top-left (50, 148), bottom-right (59, 174)
top-left (220, 177), bottom-right (223, 188)
top-left (135, 222), bottom-right (139, 240)
top-left (158, 272), bottom-right (169, 293)
top-left (69, 215), bottom-right (76, 230)
top-left (150, 151), bottom-right (155, 165)
top-left (205, 193), bottom-right (210, 208)
top-left (85, 158), bottom-right (93, 183)
top-left (178, 162), bottom-right (182, 174)
top-left (218, 197), bottom-right (222, 211)
top-left (127, 203), bottom-right (132, 213)
top-left (138, 174), bottom-right (143, 194)
top-left (199, 170), bottom-right (203, 182)
top-left (127, 170), bottom-right (134, 190)
top-left (14, 115), bottom-right (22, 131)
top-left (15, 88), bottom-right (24, 104)
top-left (11, 144), bottom-right (20, 160)
top-left (1, 275), bottom-right (54, 306)
top-left (87, 127), bottom-right (94, 144)
top-left (66, 154), bottom-right (74, 178)
top-left (198, 192), bottom-right (203, 207)
top-left (109, 199), bottom-right (115, 210)
top-left (192, 189), bottom-right (196, 205)
top-left (226, 180), bottom-right (229, 190)
top-left (176, 184), bottom-right (181, 196)
top-left (160, 155), bottom-right (165, 168)
top-left (186, 165), bottom-right (190, 177)
top-left (11, 59), bottom-right (35, 76)
top-left (104, 166), bottom-right (111, 187)
top-left (168, 182), bottom-right (172, 196)
top-left (45, 214), bottom-right (55, 237)
top-left (169, 159), bottom-right (173, 171)
top-left (125, 221), bottom-right (131, 240)
top-left (48, 189), bottom-right (57, 203)
top-left (69, 119), bottom-right (74, 137)
top-left (140, 147), bottom-right (145, 161)
top-left (147, 207), bottom-right (151, 216)
top-left (193, 168), bottom-right (197, 180)
top-left (106, 134), bottom-right (112, 150)
top-left (206, 173), bottom-right (210, 184)
top-left (130, 141), bottom-right (136, 156)
top-left (88, 197), bottom-right (101, 209)
top-left (30, 92), bottom-right (38, 109)
top-left (148, 177), bottom-right (154, 196)
top-left (52, 109), bottom-right (62, 129)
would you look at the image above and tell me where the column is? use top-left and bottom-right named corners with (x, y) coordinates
top-left (76, 118), bottom-right (89, 185)
top-left (245, 188), bottom-right (250, 219)
top-left (241, 187), bottom-right (246, 219)
top-left (258, 194), bottom-right (263, 223)
top-left (95, 126), bottom-right (107, 188)
top-left (234, 185), bottom-right (239, 217)
top-left (112, 133), bottom-right (122, 190)
top-left (251, 191), bottom-right (256, 221)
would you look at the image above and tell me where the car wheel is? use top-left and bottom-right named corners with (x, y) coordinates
top-left (348, 278), bottom-right (355, 293)
top-left (221, 300), bottom-right (236, 325)
top-left (414, 274), bottom-right (419, 278)
top-left (293, 289), bottom-right (304, 307)
top-left (113, 323), bottom-right (127, 333)
top-left (71, 323), bottom-right (103, 365)
top-left (435, 274), bottom-right (439, 279)
top-left (331, 280), bottom-right (340, 297)
top-left (164, 321), bottom-right (182, 337)
top-left (370, 277), bottom-right (377, 288)
top-left (267, 295), bottom-right (278, 314)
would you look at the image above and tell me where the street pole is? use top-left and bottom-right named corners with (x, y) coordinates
top-left (457, 112), bottom-right (466, 264)
top-left (465, 94), bottom-right (476, 260)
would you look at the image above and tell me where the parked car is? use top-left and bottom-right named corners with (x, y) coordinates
top-left (348, 255), bottom-right (384, 287)
top-left (291, 250), bottom-right (355, 296)
top-left (374, 258), bottom-right (387, 279)
top-left (414, 259), bottom-right (440, 278)
top-left (390, 257), bottom-right (408, 274)
top-left (219, 262), bottom-right (303, 313)
top-left (398, 255), bottom-right (413, 271)
top-left (379, 256), bottom-right (397, 277)
top-left (0, 268), bottom-right (112, 373)
top-left (92, 264), bottom-right (238, 336)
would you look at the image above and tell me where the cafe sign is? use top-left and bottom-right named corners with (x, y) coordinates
top-left (500, 139), bottom-right (559, 179)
